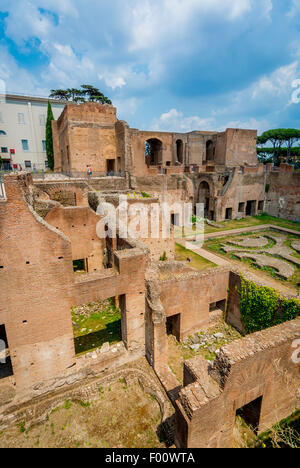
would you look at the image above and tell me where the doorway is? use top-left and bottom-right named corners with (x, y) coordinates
top-left (166, 314), bottom-right (181, 342)
top-left (226, 208), bottom-right (233, 220)
top-left (246, 201), bottom-right (256, 216)
top-left (107, 159), bottom-right (115, 174)
top-left (236, 396), bottom-right (263, 434)
top-left (0, 324), bottom-right (13, 380)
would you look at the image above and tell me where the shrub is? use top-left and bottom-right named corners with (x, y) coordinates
top-left (237, 277), bottom-right (300, 333)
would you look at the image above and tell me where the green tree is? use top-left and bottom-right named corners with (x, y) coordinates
top-left (46, 101), bottom-right (55, 171)
top-left (80, 85), bottom-right (112, 104)
top-left (282, 129), bottom-right (300, 162)
top-left (66, 88), bottom-right (84, 101)
top-left (260, 129), bottom-right (287, 166)
top-left (258, 129), bottom-right (300, 164)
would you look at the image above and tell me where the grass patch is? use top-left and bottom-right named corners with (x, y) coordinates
top-left (72, 299), bottom-right (122, 356)
top-left (204, 230), bottom-right (300, 289)
top-left (204, 214), bottom-right (300, 234)
top-left (168, 321), bottom-right (242, 384)
top-left (0, 379), bottom-right (169, 448)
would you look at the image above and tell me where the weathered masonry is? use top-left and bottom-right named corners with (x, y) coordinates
top-left (175, 318), bottom-right (300, 448)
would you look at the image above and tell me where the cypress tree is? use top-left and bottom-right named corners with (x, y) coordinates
top-left (46, 101), bottom-right (55, 170)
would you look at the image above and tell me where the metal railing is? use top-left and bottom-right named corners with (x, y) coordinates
top-left (61, 171), bottom-right (125, 179)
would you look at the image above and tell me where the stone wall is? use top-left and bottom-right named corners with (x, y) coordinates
top-left (265, 169), bottom-right (300, 222)
top-left (53, 102), bottom-right (122, 174)
top-left (45, 205), bottom-right (105, 272)
top-left (145, 263), bottom-right (230, 371)
top-left (0, 174), bottom-right (76, 400)
top-left (0, 174), bottom-right (147, 411)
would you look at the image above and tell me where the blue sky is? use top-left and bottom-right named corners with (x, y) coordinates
top-left (0, 0), bottom-right (300, 134)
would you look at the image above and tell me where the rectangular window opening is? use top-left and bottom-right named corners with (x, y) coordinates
top-left (71, 297), bottom-right (122, 356)
top-left (73, 259), bottom-right (88, 274)
top-left (226, 208), bottom-right (233, 220)
top-left (236, 396), bottom-right (263, 435)
top-left (166, 314), bottom-right (181, 342)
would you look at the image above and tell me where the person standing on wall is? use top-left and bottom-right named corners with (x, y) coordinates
top-left (87, 165), bottom-right (93, 178)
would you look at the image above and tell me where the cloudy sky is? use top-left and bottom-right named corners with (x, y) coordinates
top-left (0, 0), bottom-right (300, 134)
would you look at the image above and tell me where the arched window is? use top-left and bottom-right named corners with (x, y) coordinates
top-left (0, 130), bottom-right (6, 136)
top-left (145, 138), bottom-right (163, 166)
top-left (176, 139), bottom-right (184, 164)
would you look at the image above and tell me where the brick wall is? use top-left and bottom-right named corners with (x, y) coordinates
top-left (175, 318), bottom-right (300, 448)
top-left (265, 170), bottom-right (300, 222)
top-left (0, 174), bottom-right (76, 396)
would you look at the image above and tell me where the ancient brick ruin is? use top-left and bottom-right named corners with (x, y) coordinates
top-left (0, 101), bottom-right (299, 448)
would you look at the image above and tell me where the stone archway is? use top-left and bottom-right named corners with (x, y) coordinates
top-left (145, 138), bottom-right (163, 167)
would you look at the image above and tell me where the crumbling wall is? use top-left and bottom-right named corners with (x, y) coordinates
top-left (265, 169), bottom-right (300, 222)
top-left (45, 205), bottom-right (105, 272)
top-left (0, 174), bottom-right (76, 399)
top-left (146, 263), bottom-right (230, 372)
top-left (33, 181), bottom-right (90, 207)
top-left (54, 102), bottom-right (122, 175)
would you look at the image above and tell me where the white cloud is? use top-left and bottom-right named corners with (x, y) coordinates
top-left (220, 118), bottom-right (273, 135)
top-left (252, 61), bottom-right (299, 102)
top-left (288, 0), bottom-right (300, 17)
top-left (129, 0), bottom-right (253, 51)
top-left (0, 46), bottom-right (48, 96)
top-left (151, 108), bottom-right (215, 132)
top-left (114, 97), bottom-right (139, 118)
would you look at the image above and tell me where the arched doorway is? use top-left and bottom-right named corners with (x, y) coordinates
top-left (206, 140), bottom-right (214, 162)
top-left (176, 139), bottom-right (184, 164)
top-left (145, 139), bottom-right (163, 167)
top-left (198, 181), bottom-right (210, 218)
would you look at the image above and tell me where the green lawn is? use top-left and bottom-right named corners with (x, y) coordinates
top-left (204, 214), bottom-right (300, 234)
top-left (204, 230), bottom-right (300, 289)
top-left (175, 243), bottom-right (217, 271)
top-left (71, 299), bottom-right (122, 356)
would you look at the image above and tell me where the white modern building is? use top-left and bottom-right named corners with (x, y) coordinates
top-left (0, 94), bottom-right (65, 171)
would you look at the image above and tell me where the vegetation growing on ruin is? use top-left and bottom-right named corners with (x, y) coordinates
top-left (168, 321), bottom-right (242, 384)
top-left (256, 410), bottom-right (300, 448)
top-left (238, 277), bottom-right (300, 334)
top-left (235, 410), bottom-right (300, 448)
top-left (71, 299), bottom-right (122, 355)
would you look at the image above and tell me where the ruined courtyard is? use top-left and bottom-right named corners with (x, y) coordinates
top-left (0, 102), bottom-right (299, 449)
